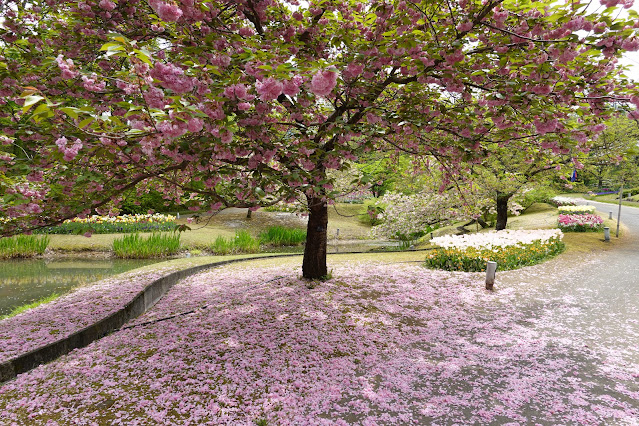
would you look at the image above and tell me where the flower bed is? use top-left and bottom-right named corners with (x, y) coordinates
top-left (558, 214), bottom-right (603, 232)
top-left (426, 229), bottom-right (564, 272)
top-left (35, 214), bottom-right (177, 234)
top-left (557, 205), bottom-right (596, 215)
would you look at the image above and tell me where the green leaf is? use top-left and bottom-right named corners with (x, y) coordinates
top-left (22, 95), bottom-right (45, 113)
top-left (32, 103), bottom-right (50, 115)
top-left (78, 117), bottom-right (94, 129)
top-left (60, 107), bottom-right (79, 119)
top-left (133, 49), bottom-right (152, 65)
top-left (99, 42), bottom-right (124, 52)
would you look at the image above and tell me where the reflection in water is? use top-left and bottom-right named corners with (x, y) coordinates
top-left (0, 258), bottom-right (160, 316)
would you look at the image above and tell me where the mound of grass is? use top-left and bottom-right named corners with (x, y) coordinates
top-left (259, 226), bottom-right (306, 246)
top-left (113, 233), bottom-right (181, 258)
top-left (0, 235), bottom-right (50, 259)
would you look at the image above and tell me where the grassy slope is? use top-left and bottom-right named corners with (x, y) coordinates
top-left (47, 204), bottom-right (371, 251)
top-left (569, 192), bottom-right (639, 208)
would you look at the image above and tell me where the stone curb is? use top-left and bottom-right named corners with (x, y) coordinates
top-left (0, 253), bottom-right (302, 383)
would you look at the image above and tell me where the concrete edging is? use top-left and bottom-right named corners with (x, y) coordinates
top-left (0, 253), bottom-right (302, 383)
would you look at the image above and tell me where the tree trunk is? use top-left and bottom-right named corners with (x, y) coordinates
top-left (495, 193), bottom-right (511, 231)
top-left (246, 209), bottom-right (252, 219)
top-left (302, 195), bottom-right (328, 279)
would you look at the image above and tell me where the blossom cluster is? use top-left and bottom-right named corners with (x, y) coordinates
top-left (431, 229), bottom-right (563, 251)
top-left (558, 205), bottom-right (596, 215)
top-left (55, 136), bottom-right (83, 161)
top-left (558, 214), bottom-right (604, 232)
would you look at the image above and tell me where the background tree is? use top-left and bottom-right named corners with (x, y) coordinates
top-left (581, 115), bottom-right (639, 190)
top-left (466, 137), bottom-right (578, 230)
top-left (1, 0), bottom-right (638, 278)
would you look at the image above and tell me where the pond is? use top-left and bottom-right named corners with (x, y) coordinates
top-left (0, 258), bottom-right (162, 316)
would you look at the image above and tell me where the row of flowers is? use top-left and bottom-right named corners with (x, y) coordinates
top-left (34, 214), bottom-right (177, 235)
top-left (557, 205), bottom-right (596, 215)
top-left (427, 230), bottom-right (565, 272)
top-left (558, 213), bottom-right (604, 232)
top-left (431, 229), bottom-right (563, 251)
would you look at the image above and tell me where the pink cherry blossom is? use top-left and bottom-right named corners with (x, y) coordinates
top-left (98, 0), bottom-right (116, 11)
top-left (309, 68), bottom-right (338, 97)
top-left (256, 78), bottom-right (283, 101)
top-left (282, 76), bottom-right (303, 96)
top-left (151, 1), bottom-right (183, 22)
top-left (149, 62), bottom-right (194, 94)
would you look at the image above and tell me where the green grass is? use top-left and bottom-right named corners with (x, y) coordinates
top-left (210, 235), bottom-right (234, 255)
top-left (259, 226), bottom-right (306, 246)
top-left (0, 235), bottom-right (50, 259)
top-left (0, 293), bottom-right (60, 320)
top-left (113, 233), bottom-right (181, 258)
top-left (43, 204), bottom-right (370, 252)
top-left (210, 230), bottom-right (260, 255)
top-left (581, 193), bottom-right (639, 208)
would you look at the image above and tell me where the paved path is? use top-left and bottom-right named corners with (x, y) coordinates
top-left (494, 198), bottom-right (639, 422)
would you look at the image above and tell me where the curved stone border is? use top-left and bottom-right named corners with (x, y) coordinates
top-left (0, 253), bottom-right (301, 383)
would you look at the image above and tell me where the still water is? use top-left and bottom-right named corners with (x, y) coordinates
top-left (0, 258), bottom-right (162, 316)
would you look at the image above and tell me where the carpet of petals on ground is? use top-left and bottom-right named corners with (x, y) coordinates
top-left (0, 267), bottom-right (173, 363)
top-left (0, 262), bottom-right (636, 425)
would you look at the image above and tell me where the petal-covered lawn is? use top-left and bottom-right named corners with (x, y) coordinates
top-left (0, 260), bottom-right (637, 425)
top-left (0, 268), bottom-right (173, 363)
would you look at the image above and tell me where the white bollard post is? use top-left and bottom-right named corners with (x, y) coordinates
top-left (486, 261), bottom-right (497, 291)
top-left (604, 227), bottom-right (610, 242)
top-left (609, 211), bottom-right (613, 220)
top-left (177, 212), bottom-right (180, 219)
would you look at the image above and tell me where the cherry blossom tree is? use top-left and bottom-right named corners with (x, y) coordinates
top-left (1, 0), bottom-right (638, 278)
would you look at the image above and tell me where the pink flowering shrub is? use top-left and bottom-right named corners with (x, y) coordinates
top-left (558, 213), bottom-right (603, 232)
